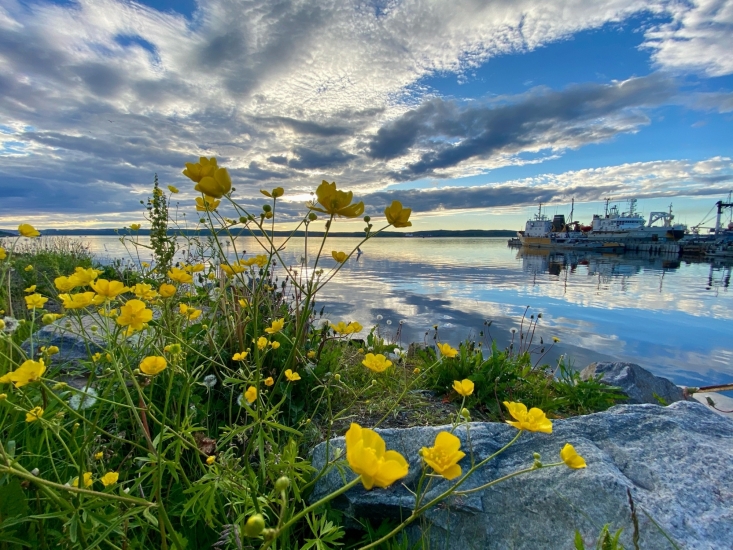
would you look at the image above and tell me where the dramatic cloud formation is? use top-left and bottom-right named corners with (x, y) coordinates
top-left (0, 0), bottom-right (731, 227)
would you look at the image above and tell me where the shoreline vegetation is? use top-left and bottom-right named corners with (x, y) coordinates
top-left (1, 162), bottom-right (623, 549)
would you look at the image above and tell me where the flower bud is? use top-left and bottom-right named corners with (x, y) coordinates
top-left (308, 212), bottom-right (317, 221)
top-left (460, 408), bottom-right (470, 420)
top-left (363, 215), bottom-right (371, 222)
top-left (274, 476), bottom-right (290, 492)
top-left (239, 216), bottom-right (248, 224)
top-left (244, 514), bottom-right (266, 537)
top-left (262, 528), bottom-right (277, 541)
top-left (199, 218), bottom-right (206, 223)
top-left (334, 373), bottom-right (341, 382)
top-left (262, 204), bottom-right (272, 212)
top-left (52, 382), bottom-right (68, 391)
top-left (533, 452), bottom-right (541, 460)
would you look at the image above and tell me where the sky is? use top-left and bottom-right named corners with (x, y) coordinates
top-left (1, 0), bottom-right (732, 232)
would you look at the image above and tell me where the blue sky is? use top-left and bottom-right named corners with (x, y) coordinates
top-left (0, 0), bottom-right (732, 230)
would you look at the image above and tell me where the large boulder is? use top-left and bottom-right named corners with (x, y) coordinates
top-left (580, 361), bottom-right (686, 405)
top-left (311, 402), bottom-right (733, 549)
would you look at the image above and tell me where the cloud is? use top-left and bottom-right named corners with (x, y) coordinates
top-left (368, 74), bottom-right (676, 180)
top-left (644, 0), bottom-right (733, 76)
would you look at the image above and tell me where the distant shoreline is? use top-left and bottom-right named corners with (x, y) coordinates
top-left (0, 228), bottom-right (516, 238)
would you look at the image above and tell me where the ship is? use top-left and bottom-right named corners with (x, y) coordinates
top-left (585, 199), bottom-right (686, 242)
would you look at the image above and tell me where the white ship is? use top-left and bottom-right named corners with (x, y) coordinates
top-left (586, 199), bottom-right (686, 242)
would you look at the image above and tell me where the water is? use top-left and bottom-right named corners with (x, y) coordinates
top-left (84, 235), bottom-right (732, 389)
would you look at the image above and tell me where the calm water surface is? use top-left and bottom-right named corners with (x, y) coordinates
top-left (85, 236), bottom-right (733, 389)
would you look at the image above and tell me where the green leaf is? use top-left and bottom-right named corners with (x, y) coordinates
top-left (0, 478), bottom-right (28, 518)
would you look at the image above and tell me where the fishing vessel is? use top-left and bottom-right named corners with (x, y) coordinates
top-left (586, 199), bottom-right (686, 242)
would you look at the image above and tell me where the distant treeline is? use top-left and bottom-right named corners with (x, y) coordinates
top-left (1, 228), bottom-right (515, 238)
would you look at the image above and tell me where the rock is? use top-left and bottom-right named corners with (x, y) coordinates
top-left (21, 314), bottom-right (116, 369)
top-left (580, 361), bottom-right (686, 405)
top-left (311, 402), bottom-right (733, 549)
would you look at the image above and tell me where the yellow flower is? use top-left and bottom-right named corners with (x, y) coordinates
top-left (59, 292), bottom-right (95, 310)
top-left (0, 247), bottom-right (6, 260)
top-left (239, 254), bottom-right (269, 268)
top-left (139, 356), bottom-right (167, 376)
top-left (164, 343), bottom-right (182, 355)
top-left (206, 455), bottom-right (216, 465)
top-left (437, 342), bottom-right (458, 358)
top-left (18, 223), bottom-right (40, 238)
top-left (168, 185), bottom-right (179, 193)
top-left (0, 359), bottom-right (46, 388)
top-left (503, 401), bottom-right (552, 433)
top-left (130, 223), bottom-right (141, 231)
top-left (24, 285), bottom-right (37, 293)
top-left (552, 337), bottom-right (560, 343)
top-left (92, 352), bottom-right (102, 362)
top-left (221, 263), bottom-right (245, 277)
top-left (141, 262), bottom-right (150, 268)
top-left (269, 341), bottom-right (280, 351)
top-left (196, 196), bottom-right (221, 211)
top-left (384, 201), bottom-right (412, 228)
top-left (42, 345), bottom-right (59, 355)
top-left (159, 283), bottom-right (176, 298)
top-left (54, 276), bottom-right (77, 292)
top-left (362, 353), bottom-right (392, 373)
top-left (91, 279), bottom-right (128, 300)
top-left (41, 313), bottom-right (63, 325)
top-left (25, 293), bottom-right (48, 310)
top-left (331, 251), bottom-right (348, 263)
top-left (72, 472), bottom-right (93, 487)
top-left (130, 283), bottom-right (157, 301)
top-left (413, 367), bottom-right (420, 374)
top-left (179, 303), bottom-right (202, 321)
top-left (244, 386), bottom-right (257, 404)
top-left (117, 299), bottom-right (153, 333)
top-left (232, 351), bottom-right (249, 361)
top-left (308, 180), bottom-right (365, 218)
top-left (265, 318), bottom-right (284, 334)
top-left (100, 471), bottom-right (119, 486)
top-left (331, 321), bottom-right (363, 335)
top-left (238, 298), bottom-right (249, 308)
top-left (560, 443), bottom-right (587, 469)
top-left (194, 163), bottom-right (232, 198)
top-left (307, 350), bottom-right (316, 359)
top-left (69, 267), bottom-right (102, 287)
top-left (285, 369), bottom-right (301, 382)
top-left (345, 423), bottom-right (409, 490)
top-left (420, 431), bottom-right (465, 480)
top-left (168, 267), bottom-right (193, 284)
top-left (261, 187), bottom-right (285, 198)
top-left (256, 336), bottom-right (268, 351)
top-left (452, 379), bottom-right (474, 397)
top-left (185, 263), bottom-right (205, 273)
top-left (264, 377), bottom-right (274, 386)
top-left (25, 406), bottom-right (44, 423)
top-left (94, 451), bottom-right (104, 460)
top-left (207, 272), bottom-right (217, 280)
top-left (0, 320), bottom-right (4, 331)
top-left (183, 156), bottom-right (217, 182)
top-left (24, 264), bottom-right (33, 272)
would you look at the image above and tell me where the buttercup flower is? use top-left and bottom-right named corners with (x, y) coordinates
top-left (92, 279), bottom-right (128, 300)
top-left (193, 161), bottom-right (232, 198)
top-left (264, 377), bottom-right (274, 386)
top-left (437, 342), bottom-right (458, 358)
top-left (345, 423), bottom-right (409, 490)
top-left (206, 455), bottom-right (216, 465)
top-left (179, 303), bottom-right (202, 321)
top-left (420, 431), bottom-right (465, 480)
top-left (41, 345), bottom-right (59, 355)
top-left (130, 224), bottom-right (141, 231)
top-left (232, 351), bottom-right (249, 361)
top-left (362, 353), bottom-right (392, 373)
top-left (261, 187), bottom-right (284, 198)
top-left (168, 185), bottom-right (179, 193)
top-left (54, 276), bottom-right (77, 292)
top-left (244, 386), bottom-right (257, 404)
top-left (452, 379), bottom-right (474, 397)
top-left (0, 247), bottom-right (6, 260)
top-left (256, 336), bottom-right (268, 351)
top-left (117, 299), bottom-right (153, 334)
top-left (307, 350), bottom-right (316, 359)
top-left (384, 201), bottom-right (412, 228)
top-left (140, 356), bottom-right (167, 376)
top-left (18, 223), bottom-right (40, 238)
top-left (285, 369), bottom-right (301, 382)
top-left (239, 255), bottom-right (268, 268)
top-left (238, 298), bottom-right (249, 307)
top-left (331, 251), bottom-right (348, 263)
top-left (221, 263), bottom-right (245, 277)
top-left (560, 443), bottom-right (587, 469)
top-left (25, 293), bottom-right (48, 310)
top-left (265, 318), bottom-right (284, 334)
top-left (0, 359), bottom-right (46, 388)
top-left (308, 180), bottom-right (365, 218)
top-left (183, 156), bottom-right (218, 183)
top-left (42, 313), bottom-right (63, 325)
top-left (24, 265), bottom-right (33, 272)
top-left (94, 451), bottom-right (104, 460)
top-left (59, 292), bottom-right (95, 310)
top-left (129, 283), bottom-right (157, 301)
top-left (168, 267), bottom-right (193, 284)
top-left (69, 267), bottom-right (102, 287)
top-left (100, 472), bottom-right (119, 486)
top-left (26, 406), bottom-right (44, 423)
top-left (270, 341), bottom-right (280, 350)
top-left (159, 283), bottom-right (176, 298)
top-left (196, 196), bottom-right (221, 211)
top-left (503, 401), bottom-right (552, 433)
top-left (24, 285), bottom-right (37, 293)
top-left (552, 337), bottom-right (560, 343)
top-left (331, 321), bottom-right (363, 335)
top-left (72, 472), bottom-right (93, 488)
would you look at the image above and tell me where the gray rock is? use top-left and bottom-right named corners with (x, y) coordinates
top-left (311, 402), bottom-right (733, 549)
top-left (21, 314), bottom-right (117, 369)
top-left (580, 361), bottom-right (686, 405)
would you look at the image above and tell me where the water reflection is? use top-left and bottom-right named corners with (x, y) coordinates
top-left (83, 235), bottom-right (732, 388)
